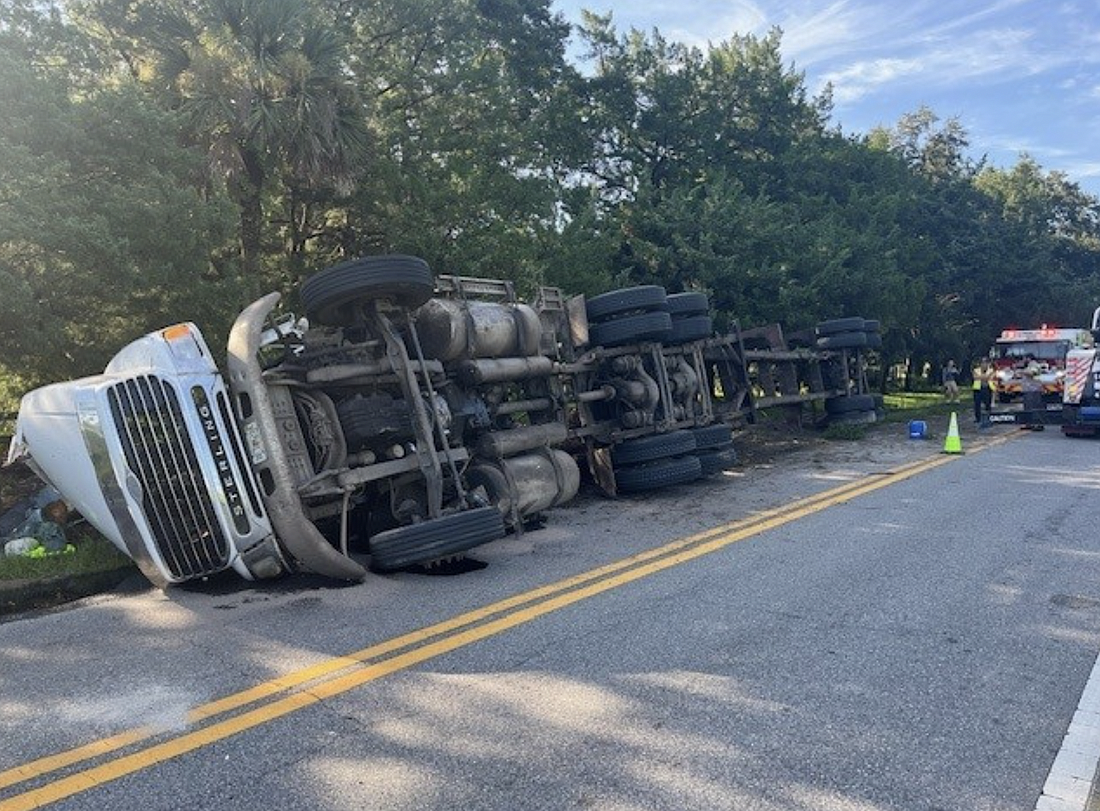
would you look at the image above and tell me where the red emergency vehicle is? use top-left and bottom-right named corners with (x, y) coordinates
top-left (990, 326), bottom-right (1092, 402)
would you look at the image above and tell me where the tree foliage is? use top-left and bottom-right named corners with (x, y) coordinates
top-left (2, 1), bottom-right (1100, 404)
top-left (0, 41), bottom-right (241, 387)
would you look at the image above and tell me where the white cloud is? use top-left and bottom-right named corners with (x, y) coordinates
top-left (823, 58), bottom-right (921, 103)
top-left (818, 27), bottom-right (1067, 104)
top-left (913, 0), bottom-right (1035, 42)
top-left (1062, 161), bottom-right (1100, 179)
top-left (980, 132), bottom-right (1075, 159)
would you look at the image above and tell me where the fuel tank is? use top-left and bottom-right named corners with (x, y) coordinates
top-left (415, 299), bottom-right (542, 361)
top-left (467, 449), bottom-right (580, 521)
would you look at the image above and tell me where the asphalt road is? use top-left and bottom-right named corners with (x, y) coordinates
top-left (3, 426), bottom-right (1100, 811)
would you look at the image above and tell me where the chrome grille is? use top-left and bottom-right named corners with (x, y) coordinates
top-left (108, 376), bottom-right (229, 578)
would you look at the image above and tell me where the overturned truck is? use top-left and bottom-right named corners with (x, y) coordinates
top-left (6, 256), bottom-right (878, 587)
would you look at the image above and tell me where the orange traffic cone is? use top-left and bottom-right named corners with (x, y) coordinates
top-left (943, 412), bottom-right (963, 454)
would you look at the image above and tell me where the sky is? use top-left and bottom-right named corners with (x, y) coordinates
top-left (550, 0), bottom-right (1100, 197)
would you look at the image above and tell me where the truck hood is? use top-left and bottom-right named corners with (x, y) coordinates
top-left (7, 376), bottom-right (170, 585)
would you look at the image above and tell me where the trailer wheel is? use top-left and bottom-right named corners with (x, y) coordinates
top-left (588, 310), bottom-right (673, 348)
top-left (697, 446), bottom-right (738, 476)
top-left (666, 315), bottom-right (713, 344)
top-left (612, 430), bottom-right (696, 465)
top-left (302, 255), bottom-right (435, 327)
top-left (825, 394), bottom-right (876, 414)
top-left (616, 455), bottom-right (703, 493)
top-left (369, 507), bottom-right (505, 573)
top-left (829, 409), bottom-right (878, 425)
top-left (689, 424), bottom-right (733, 450)
top-left (585, 285), bottom-right (669, 323)
top-left (816, 331), bottom-right (869, 350)
top-left (666, 292), bottom-right (709, 317)
top-left (816, 317), bottom-right (866, 336)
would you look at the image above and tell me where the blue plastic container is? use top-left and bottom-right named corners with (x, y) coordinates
top-left (908, 419), bottom-right (928, 439)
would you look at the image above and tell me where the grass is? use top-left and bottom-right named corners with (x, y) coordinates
top-left (881, 390), bottom-right (964, 423)
top-left (822, 422), bottom-right (869, 440)
top-left (821, 389), bottom-right (966, 441)
top-left (0, 525), bottom-right (134, 581)
top-left (2, 455), bottom-right (135, 583)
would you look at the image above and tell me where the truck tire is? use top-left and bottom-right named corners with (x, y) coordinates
top-left (830, 409), bottom-right (878, 425)
top-left (336, 395), bottom-right (412, 450)
top-left (302, 255), bottom-right (435, 327)
top-left (616, 455), bottom-right (703, 493)
top-left (666, 315), bottom-right (712, 344)
top-left (825, 394), bottom-right (876, 414)
top-left (585, 285), bottom-right (668, 323)
top-left (816, 317), bottom-right (866, 336)
top-left (612, 430), bottom-right (697, 465)
top-left (369, 507), bottom-right (505, 573)
top-left (816, 331), bottom-right (869, 350)
top-left (588, 311), bottom-right (673, 348)
top-left (689, 424), bottom-right (733, 450)
top-left (697, 446), bottom-right (738, 476)
top-left (666, 292), bottom-right (709, 317)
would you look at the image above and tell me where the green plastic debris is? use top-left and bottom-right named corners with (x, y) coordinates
top-left (25, 543), bottom-right (76, 559)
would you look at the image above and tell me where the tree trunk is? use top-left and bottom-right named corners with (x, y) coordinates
top-left (236, 148), bottom-right (266, 286)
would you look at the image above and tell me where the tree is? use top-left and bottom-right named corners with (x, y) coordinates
top-left (75, 0), bottom-right (370, 284)
top-left (322, 0), bottom-right (581, 290)
top-left (0, 45), bottom-right (240, 390)
top-left (574, 19), bottom-right (834, 327)
top-left (887, 106), bottom-right (976, 182)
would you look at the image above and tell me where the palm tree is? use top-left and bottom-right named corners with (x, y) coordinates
top-left (120, 0), bottom-right (369, 279)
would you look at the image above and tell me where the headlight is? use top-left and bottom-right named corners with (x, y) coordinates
top-left (161, 323), bottom-right (204, 364)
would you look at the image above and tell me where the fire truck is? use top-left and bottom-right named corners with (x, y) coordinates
top-left (990, 326), bottom-right (1092, 403)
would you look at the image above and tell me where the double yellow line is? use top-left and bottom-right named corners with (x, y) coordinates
top-left (0, 437), bottom-right (1008, 810)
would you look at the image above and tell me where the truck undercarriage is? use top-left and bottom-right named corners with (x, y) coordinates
top-left (7, 255), bottom-right (878, 587)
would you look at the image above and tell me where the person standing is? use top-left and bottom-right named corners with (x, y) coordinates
top-left (972, 358), bottom-right (995, 424)
top-left (1020, 363), bottom-right (1045, 430)
top-left (942, 360), bottom-right (960, 403)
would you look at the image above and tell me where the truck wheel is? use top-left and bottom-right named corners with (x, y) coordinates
top-left (301, 255), bottom-right (435, 327)
top-left (697, 446), bottom-right (738, 476)
top-left (612, 430), bottom-right (696, 465)
top-left (616, 455), bottom-right (703, 493)
top-left (825, 394), bottom-right (876, 414)
top-left (588, 311), bottom-right (673, 348)
top-left (830, 409), bottom-right (878, 425)
top-left (666, 315), bottom-right (712, 344)
top-left (585, 285), bottom-right (668, 323)
top-left (689, 424), bottom-right (733, 450)
top-left (369, 507), bottom-right (505, 573)
top-left (666, 292), bottom-right (709, 317)
top-left (816, 331), bottom-right (869, 350)
top-left (816, 317), bottom-right (866, 336)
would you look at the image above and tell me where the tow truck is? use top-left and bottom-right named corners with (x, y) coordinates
top-left (1061, 308), bottom-right (1100, 437)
